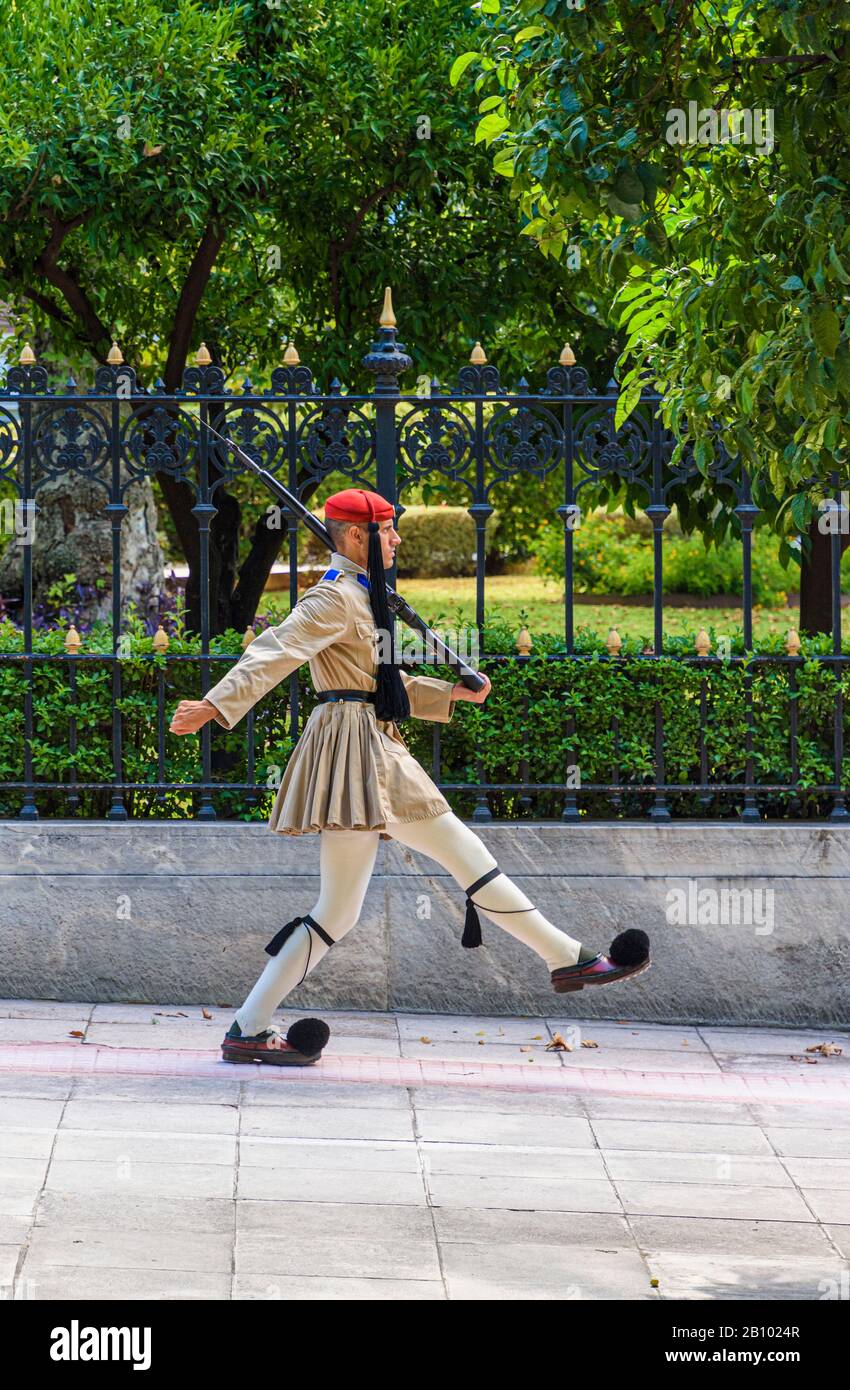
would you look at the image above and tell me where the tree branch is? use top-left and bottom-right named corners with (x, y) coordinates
top-left (328, 178), bottom-right (403, 324)
top-left (33, 210), bottom-right (111, 358)
top-left (2, 150), bottom-right (47, 223)
top-left (163, 217), bottom-right (227, 391)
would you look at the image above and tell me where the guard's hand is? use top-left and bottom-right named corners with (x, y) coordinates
top-left (170, 699), bottom-right (218, 735)
top-left (452, 673), bottom-right (491, 704)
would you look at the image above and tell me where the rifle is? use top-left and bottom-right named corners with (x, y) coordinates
top-left (198, 417), bottom-right (486, 692)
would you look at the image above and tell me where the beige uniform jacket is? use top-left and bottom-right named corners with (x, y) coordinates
top-left (204, 550), bottom-right (458, 839)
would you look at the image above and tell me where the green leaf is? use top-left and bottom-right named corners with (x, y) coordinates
top-left (474, 112), bottom-right (510, 146)
top-left (614, 379), bottom-right (642, 431)
top-left (810, 303), bottom-right (841, 359)
top-left (449, 52), bottom-right (479, 87)
top-left (559, 84), bottom-right (581, 116)
top-left (613, 169), bottom-right (644, 204)
top-left (739, 378), bottom-right (754, 415)
top-left (606, 192), bottom-right (641, 222)
top-left (829, 244), bottom-right (850, 285)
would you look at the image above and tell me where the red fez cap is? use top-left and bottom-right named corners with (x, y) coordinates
top-left (324, 488), bottom-right (394, 523)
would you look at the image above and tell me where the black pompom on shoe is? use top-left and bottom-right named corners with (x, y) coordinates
top-left (551, 929), bottom-right (651, 993)
top-left (608, 928), bottom-right (650, 967)
top-left (221, 1016), bottom-right (331, 1066)
top-left (287, 1017), bottom-right (330, 1057)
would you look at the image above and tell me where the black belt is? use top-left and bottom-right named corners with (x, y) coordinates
top-left (315, 689), bottom-right (376, 704)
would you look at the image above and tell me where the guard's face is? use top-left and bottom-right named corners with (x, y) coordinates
top-left (378, 517), bottom-right (401, 569)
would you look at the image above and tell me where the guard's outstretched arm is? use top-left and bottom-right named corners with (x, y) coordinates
top-left (203, 586), bottom-right (349, 731)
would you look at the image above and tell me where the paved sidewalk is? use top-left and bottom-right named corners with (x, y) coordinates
top-left (1, 1000), bottom-right (849, 1301)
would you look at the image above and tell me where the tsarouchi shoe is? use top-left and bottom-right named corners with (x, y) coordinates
top-left (551, 929), bottom-right (651, 993)
top-left (220, 1016), bottom-right (330, 1066)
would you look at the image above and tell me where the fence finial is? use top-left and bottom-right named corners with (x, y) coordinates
top-left (283, 340), bottom-right (300, 365)
top-left (242, 626), bottom-right (256, 649)
top-left (19, 343), bottom-right (36, 365)
top-left (152, 624), bottom-right (169, 653)
top-left (560, 343), bottom-right (576, 366)
top-left (64, 625), bottom-right (82, 654)
top-left (195, 342), bottom-right (212, 366)
top-left (786, 628), bottom-right (802, 655)
top-left (695, 628), bottom-right (711, 655)
top-left (606, 627), bottom-right (622, 655)
top-left (107, 340), bottom-right (123, 365)
top-left (516, 625), bottom-right (532, 656)
top-left (470, 341), bottom-right (487, 365)
top-left (380, 287), bottom-right (396, 327)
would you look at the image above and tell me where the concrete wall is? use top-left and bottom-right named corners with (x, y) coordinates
top-left (1, 821), bottom-right (848, 1027)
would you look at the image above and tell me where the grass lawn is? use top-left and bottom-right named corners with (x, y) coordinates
top-left (260, 573), bottom-right (804, 649)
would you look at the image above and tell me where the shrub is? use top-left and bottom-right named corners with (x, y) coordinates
top-left (298, 504), bottom-right (503, 578)
top-left (530, 511), bottom-right (797, 604)
top-left (1, 609), bottom-right (846, 823)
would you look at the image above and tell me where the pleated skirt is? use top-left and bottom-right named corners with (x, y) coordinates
top-left (267, 701), bottom-right (451, 837)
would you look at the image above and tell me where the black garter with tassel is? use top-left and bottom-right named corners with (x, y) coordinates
top-left (366, 519), bottom-right (411, 725)
top-left (462, 866), bottom-right (559, 950)
top-left (462, 866), bottom-right (502, 948)
top-left (265, 914), bottom-right (336, 956)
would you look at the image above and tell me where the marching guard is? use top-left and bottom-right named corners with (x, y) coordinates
top-left (170, 488), bottom-right (650, 1065)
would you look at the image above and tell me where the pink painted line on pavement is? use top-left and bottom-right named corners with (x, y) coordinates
top-left (1, 1041), bottom-right (849, 1106)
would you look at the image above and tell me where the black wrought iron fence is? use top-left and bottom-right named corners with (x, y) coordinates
top-left (0, 310), bottom-right (847, 824)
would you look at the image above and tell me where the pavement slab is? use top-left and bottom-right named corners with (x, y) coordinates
top-left (0, 999), bottom-right (848, 1302)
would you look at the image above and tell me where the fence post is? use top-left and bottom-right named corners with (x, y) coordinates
top-left (362, 288), bottom-right (411, 588)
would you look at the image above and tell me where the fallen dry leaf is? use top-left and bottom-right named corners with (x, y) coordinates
top-left (806, 1042), bottom-right (843, 1057)
top-left (201, 1008), bottom-right (212, 1019)
top-left (155, 1011), bottom-right (187, 1018)
top-left (805, 1057), bottom-right (819, 1065)
top-left (581, 1040), bottom-right (599, 1049)
top-left (68, 1030), bottom-right (84, 1038)
top-left (143, 142), bottom-right (164, 157)
top-left (519, 1045), bottom-right (532, 1052)
top-left (545, 1033), bottom-right (572, 1052)
top-left (531, 1035), bottom-right (542, 1040)
top-left (420, 1036), bottom-right (431, 1044)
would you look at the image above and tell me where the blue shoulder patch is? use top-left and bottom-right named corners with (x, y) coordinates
top-left (321, 567), bottom-right (371, 592)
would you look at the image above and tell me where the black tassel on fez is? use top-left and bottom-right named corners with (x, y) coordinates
top-left (367, 520), bottom-right (411, 725)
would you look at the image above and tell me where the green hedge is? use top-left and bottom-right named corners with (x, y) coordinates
top-left (531, 511), bottom-right (798, 604)
top-left (0, 612), bottom-right (846, 822)
top-left (297, 504), bottom-right (503, 577)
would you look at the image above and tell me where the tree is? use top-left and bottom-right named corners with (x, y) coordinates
top-left (0, 0), bottom-right (616, 635)
top-left (454, 0), bottom-right (850, 634)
